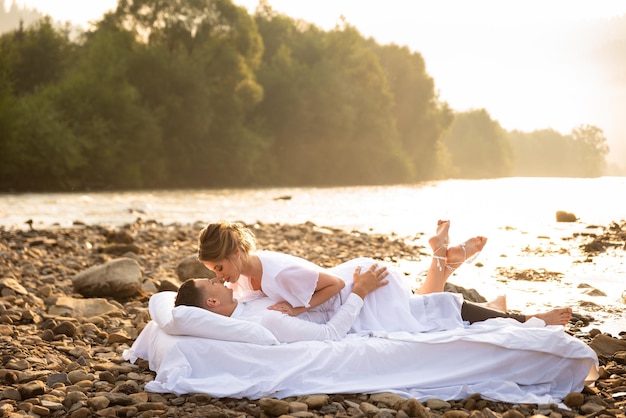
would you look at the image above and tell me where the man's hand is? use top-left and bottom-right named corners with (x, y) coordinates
top-left (352, 264), bottom-right (389, 300)
top-left (267, 301), bottom-right (306, 316)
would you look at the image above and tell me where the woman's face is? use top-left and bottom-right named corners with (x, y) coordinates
top-left (202, 253), bottom-right (240, 284)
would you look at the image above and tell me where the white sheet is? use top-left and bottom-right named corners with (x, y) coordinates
top-left (124, 317), bottom-right (599, 404)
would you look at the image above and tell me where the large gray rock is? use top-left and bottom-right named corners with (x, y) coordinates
top-left (175, 255), bottom-right (215, 281)
top-left (72, 258), bottom-right (142, 298)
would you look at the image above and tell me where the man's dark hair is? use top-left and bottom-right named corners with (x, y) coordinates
top-left (174, 279), bottom-right (203, 308)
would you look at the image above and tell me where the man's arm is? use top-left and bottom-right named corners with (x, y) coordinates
top-left (260, 264), bottom-right (389, 342)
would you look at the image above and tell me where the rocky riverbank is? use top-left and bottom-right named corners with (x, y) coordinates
top-left (0, 219), bottom-right (625, 417)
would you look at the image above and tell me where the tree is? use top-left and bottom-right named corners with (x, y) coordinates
top-left (253, 8), bottom-right (411, 185)
top-left (48, 18), bottom-right (164, 189)
top-left (509, 129), bottom-right (571, 177)
top-left (571, 124), bottom-right (609, 177)
top-left (113, 0), bottom-right (267, 187)
top-left (250, 8), bottom-right (322, 184)
top-left (444, 109), bottom-right (513, 178)
top-left (1, 88), bottom-right (86, 190)
top-left (0, 18), bottom-right (85, 191)
top-left (0, 62), bottom-right (20, 190)
top-left (509, 125), bottom-right (609, 177)
top-left (374, 43), bottom-right (453, 180)
top-left (0, 16), bottom-right (72, 96)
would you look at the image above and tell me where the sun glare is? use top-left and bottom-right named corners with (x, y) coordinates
top-left (14, 0), bottom-right (117, 27)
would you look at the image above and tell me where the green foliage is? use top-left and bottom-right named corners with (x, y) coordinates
top-left (15, 94), bottom-right (84, 190)
top-left (252, 11), bottom-right (414, 185)
top-left (509, 125), bottom-right (609, 178)
top-left (48, 19), bottom-right (164, 190)
top-left (0, 16), bottom-right (72, 96)
top-left (0, 68), bottom-right (20, 189)
top-left (444, 109), bottom-right (513, 179)
top-left (572, 125), bottom-right (609, 177)
top-left (0, 1), bottom-right (613, 192)
top-left (509, 129), bottom-right (571, 177)
top-left (115, 0), bottom-right (267, 187)
top-left (373, 43), bottom-right (453, 180)
top-left (0, 83), bottom-right (86, 191)
top-left (297, 26), bottom-right (409, 185)
top-left (0, 16), bottom-right (84, 191)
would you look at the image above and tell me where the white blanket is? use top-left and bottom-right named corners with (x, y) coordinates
top-left (124, 303), bottom-right (599, 404)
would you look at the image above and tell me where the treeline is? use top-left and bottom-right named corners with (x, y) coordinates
top-left (0, 0), bottom-right (610, 192)
top-left (444, 110), bottom-right (609, 179)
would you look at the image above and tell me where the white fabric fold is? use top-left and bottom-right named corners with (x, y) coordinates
top-left (123, 317), bottom-right (599, 404)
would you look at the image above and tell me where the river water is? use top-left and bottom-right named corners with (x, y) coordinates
top-left (1, 177), bottom-right (625, 333)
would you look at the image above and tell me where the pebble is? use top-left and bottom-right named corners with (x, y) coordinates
top-left (427, 399), bottom-right (452, 410)
top-left (0, 220), bottom-right (624, 417)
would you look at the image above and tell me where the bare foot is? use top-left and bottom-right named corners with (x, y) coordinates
top-left (530, 307), bottom-right (572, 326)
top-left (484, 295), bottom-right (507, 312)
top-left (428, 220), bottom-right (450, 254)
top-left (446, 236), bottom-right (488, 266)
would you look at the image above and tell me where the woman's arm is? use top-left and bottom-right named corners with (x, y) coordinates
top-left (262, 265), bottom-right (389, 341)
top-left (309, 271), bottom-right (345, 308)
top-left (268, 271), bottom-right (344, 315)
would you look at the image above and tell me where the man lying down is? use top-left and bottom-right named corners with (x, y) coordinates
top-left (173, 258), bottom-right (574, 343)
top-left (177, 219), bottom-right (577, 343)
top-left (132, 243), bottom-right (598, 403)
top-left (128, 219), bottom-right (599, 403)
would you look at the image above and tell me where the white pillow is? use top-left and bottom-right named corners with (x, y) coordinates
top-left (148, 291), bottom-right (280, 345)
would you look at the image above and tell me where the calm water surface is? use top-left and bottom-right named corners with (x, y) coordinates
top-left (2, 177), bottom-right (624, 233)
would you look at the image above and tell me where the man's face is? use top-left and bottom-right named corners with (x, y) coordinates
top-left (201, 256), bottom-right (240, 284)
top-left (194, 278), bottom-right (234, 308)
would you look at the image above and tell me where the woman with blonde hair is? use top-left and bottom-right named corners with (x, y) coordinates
top-left (196, 220), bottom-right (487, 316)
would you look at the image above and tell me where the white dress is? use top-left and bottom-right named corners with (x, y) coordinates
top-left (233, 251), bottom-right (465, 338)
top-left (232, 250), bottom-right (323, 307)
top-left (326, 257), bottom-right (465, 334)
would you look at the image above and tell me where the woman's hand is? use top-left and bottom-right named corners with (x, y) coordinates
top-left (351, 264), bottom-right (389, 299)
top-left (267, 301), bottom-right (306, 316)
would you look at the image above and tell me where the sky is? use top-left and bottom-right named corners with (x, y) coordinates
top-left (12, 0), bottom-right (626, 166)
